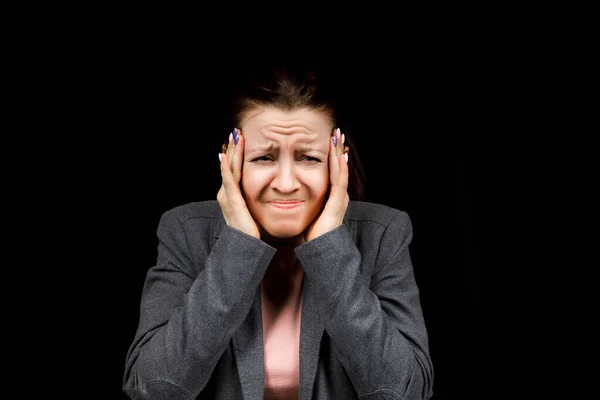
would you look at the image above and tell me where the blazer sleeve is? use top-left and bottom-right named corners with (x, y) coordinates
top-left (122, 209), bottom-right (276, 400)
top-left (295, 209), bottom-right (434, 400)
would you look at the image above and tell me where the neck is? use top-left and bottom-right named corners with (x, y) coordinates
top-left (261, 230), bottom-right (306, 249)
top-left (265, 240), bottom-right (304, 278)
top-left (260, 230), bottom-right (306, 276)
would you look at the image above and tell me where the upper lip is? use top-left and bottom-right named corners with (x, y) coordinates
top-left (269, 200), bottom-right (303, 203)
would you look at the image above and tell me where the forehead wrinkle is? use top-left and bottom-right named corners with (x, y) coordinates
top-left (246, 136), bottom-right (327, 156)
top-left (243, 107), bottom-right (331, 155)
top-left (259, 122), bottom-right (319, 138)
top-left (253, 127), bottom-right (320, 152)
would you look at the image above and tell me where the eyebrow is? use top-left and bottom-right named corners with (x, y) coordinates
top-left (246, 143), bottom-right (326, 156)
top-left (250, 143), bottom-right (276, 153)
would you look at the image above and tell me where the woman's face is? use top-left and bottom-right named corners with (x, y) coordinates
top-left (240, 106), bottom-right (332, 240)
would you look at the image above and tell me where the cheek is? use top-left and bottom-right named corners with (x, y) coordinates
top-left (301, 168), bottom-right (330, 195)
top-left (241, 168), bottom-right (271, 198)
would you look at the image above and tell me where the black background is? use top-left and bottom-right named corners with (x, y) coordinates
top-left (58, 30), bottom-right (492, 400)
top-left (98, 62), bottom-right (481, 399)
top-left (26, 9), bottom-right (593, 399)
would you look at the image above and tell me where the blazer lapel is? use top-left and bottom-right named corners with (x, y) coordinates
top-left (232, 286), bottom-right (265, 400)
top-left (216, 210), bottom-right (329, 399)
top-left (299, 274), bottom-right (325, 400)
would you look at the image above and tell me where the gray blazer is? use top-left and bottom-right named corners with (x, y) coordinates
top-left (123, 200), bottom-right (433, 399)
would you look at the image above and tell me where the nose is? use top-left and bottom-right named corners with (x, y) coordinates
top-left (270, 162), bottom-right (301, 193)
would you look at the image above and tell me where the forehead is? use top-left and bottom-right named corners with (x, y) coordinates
top-left (241, 107), bottom-right (332, 141)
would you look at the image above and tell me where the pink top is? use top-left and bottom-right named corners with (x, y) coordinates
top-left (261, 259), bottom-right (304, 400)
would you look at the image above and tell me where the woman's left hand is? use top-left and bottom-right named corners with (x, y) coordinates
top-left (304, 128), bottom-right (350, 242)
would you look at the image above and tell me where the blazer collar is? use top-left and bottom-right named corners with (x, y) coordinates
top-left (232, 286), bottom-right (266, 400)
top-left (298, 276), bottom-right (325, 400)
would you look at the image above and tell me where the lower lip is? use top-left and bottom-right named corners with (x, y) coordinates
top-left (269, 202), bottom-right (302, 209)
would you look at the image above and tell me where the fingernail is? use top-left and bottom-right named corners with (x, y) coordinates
top-left (336, 128), bottom-right (341, 139)
top-left (219, 153), bottom-right (223, 162)
top-left (342, 133), bottom-right (345, 144)
top-left (229, 132), bottom-right (233, 143)
top-left (344, 153), bottom-right (348, 163)
top-left (233, 128), bottom-right (239, 145)
top-left (332, 135), bottom-right (337, 147)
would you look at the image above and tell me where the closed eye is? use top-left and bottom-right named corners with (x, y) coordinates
top-left (250, 155), bottom-right (321, 163)
top-left (300, 156), bottom-right (322, 163)
top-left (251, 155), bottom-right (274, 162)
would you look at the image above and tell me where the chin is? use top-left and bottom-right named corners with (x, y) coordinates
top-left (265, 228), bottom-right (303, 239)
top-left (261, 223), bottom-right (306, 240)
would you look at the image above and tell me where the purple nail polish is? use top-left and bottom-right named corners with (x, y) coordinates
top-left (332, 135), bottom-right (337, 147)
top-left (233, 128), bottom-right (239, 145)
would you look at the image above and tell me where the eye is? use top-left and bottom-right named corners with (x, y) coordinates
top-left (299, 155), bottom-right (322, 163)
top-left (251, 155), bottom-right (274, 162)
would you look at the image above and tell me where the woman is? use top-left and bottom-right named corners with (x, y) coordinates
top-left (123, 65), bottom-right (434, 399)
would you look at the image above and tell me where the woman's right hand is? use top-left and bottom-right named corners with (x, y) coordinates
top-left (217, 128), bottom-right (261, 239)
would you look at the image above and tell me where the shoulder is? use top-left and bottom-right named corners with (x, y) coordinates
top-left (345, 201), bottom-right (414, 262)
top-left (159, 200), bottom-right (223, 226)
top-left (345, 200), bottom-right (411, 228)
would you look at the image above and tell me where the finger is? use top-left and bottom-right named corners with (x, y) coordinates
top-left (326, 149), bottom-right (349, 212)
top-left (226, 131), bottom-right (235, 167)
top-left (337, 130), bottom-right (346, 179)
top-left (218, 132), bottom-right (234, 193)
top-left (336, 128), bottom-right (344, 158)
top-left (217, 151), bottom-right (228, 207)
top-left (232, 128), bottom-right (244, 183)
top-left (329, 128), bottom-right (341, 184)
top-left (338, 147), bottom-right (349, 188)
top-left (343, 145), bottom-right (349, 166)
top-left (219, 147), bottom-right (241, 203)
